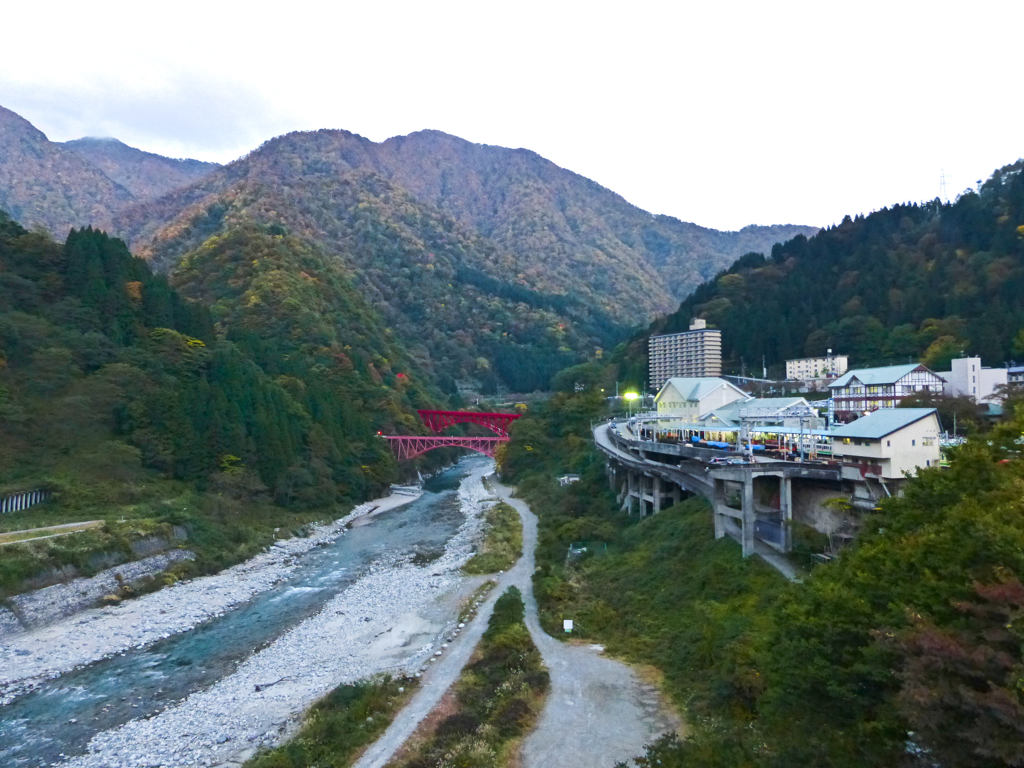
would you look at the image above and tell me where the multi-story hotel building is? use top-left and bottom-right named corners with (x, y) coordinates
top-left (786, 352), bottom-right (848, 381)
top-left (648, 319), bottom-right (722, 389)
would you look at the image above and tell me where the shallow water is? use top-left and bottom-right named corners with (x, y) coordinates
top-left (0, 458), bottom-right (485, 768)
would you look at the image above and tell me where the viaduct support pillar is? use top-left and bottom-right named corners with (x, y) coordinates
top-left (781, 476), bottom-right (793, 552)
top-left (741, 472), bottom-right (755, 558)
top-left (712, 478), bottom-right (726, 540)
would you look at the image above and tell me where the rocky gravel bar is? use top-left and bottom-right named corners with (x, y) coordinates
top-left (0, 491), bottom-right (430, 707)
top-left (32, 463), bottom-right (493, 768)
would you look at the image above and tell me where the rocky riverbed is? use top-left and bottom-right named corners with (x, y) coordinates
top-left (58, 465), bottom-right (493, 768)
top-left (3, 460), bottom-right (496, 768)
top-left (0, 491), bottom-right (432, 707)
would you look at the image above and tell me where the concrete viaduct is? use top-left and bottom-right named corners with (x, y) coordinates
top-left (593, 422), bottom-right (843, 563)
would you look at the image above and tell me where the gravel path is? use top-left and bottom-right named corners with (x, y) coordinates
top-left (353, 478), bottom-right (678, 768)
top-left (495, 481), bottom-right (679, 768)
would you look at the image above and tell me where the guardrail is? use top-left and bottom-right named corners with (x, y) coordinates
top-left (1, 489), bottom-right (50, 514)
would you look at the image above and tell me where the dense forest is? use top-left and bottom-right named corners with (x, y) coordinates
top-left (501, 383), bottom-right (1024, 767)
top-left (135, 169), bottom-right (619, 392)
top-left (0, 211), bottom-right (439, 510)
top-left (653, 160), bottom-right (1024, 374)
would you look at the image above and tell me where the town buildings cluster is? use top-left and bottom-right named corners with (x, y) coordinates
top-left (607, 324), bottom-right (1019, 568)
top-left (649, 320), bottom-right (1021, 419)
top-left (650, 374), bottom-right (942, 484)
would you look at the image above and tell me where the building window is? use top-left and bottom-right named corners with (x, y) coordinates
top-left (886, 439), bottom-right (891, 447)
top-left (911, 439), bottom-right (916, 446)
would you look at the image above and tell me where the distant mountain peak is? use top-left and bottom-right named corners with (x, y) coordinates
top-left (0, 105), bottom-right (219, 234)
top-left (0, 104), bottom-right (49, 142)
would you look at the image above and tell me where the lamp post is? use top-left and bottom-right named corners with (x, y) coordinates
top-left (623, 390), bottom-right (639, 417)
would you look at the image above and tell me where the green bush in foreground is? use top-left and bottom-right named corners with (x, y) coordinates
top-left (462, 502), bottom-right (522, 574)
top-left (393, 587), bottom-right (548, 768)
top-left (245, 675), bottom-right (415, 768)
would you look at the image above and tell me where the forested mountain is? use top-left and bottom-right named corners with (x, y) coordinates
top-left (0, 106), bottom-right (217, 236)
top-left (120, 159), bottom-right (633, 392)
top-left (0, 210), bottom-right (431, 511)
top-left (103, 128), bottom-right (813, 390)
top-left (0, 105), bottom-right (816, 390)
top-left (654, 160), bottom-right (1024, 373)
top-left (0, 106), bottom-right (133, 234)
top-left (63, 137), bottom-right (218, 200)
top-left (355, 130), bottom-right (817, 310)
top-left (117, 128), bottom-right (816, 321)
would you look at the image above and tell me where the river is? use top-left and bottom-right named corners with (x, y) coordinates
top-left (0, 457), bottom-right (491, 768)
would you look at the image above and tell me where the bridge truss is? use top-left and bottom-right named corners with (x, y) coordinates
top-left (416, 409), bottom-right (520, 437)
top-left (382, 409), bottom-right (521, 460)
top-left (383, 435), bottom-right (505, 460)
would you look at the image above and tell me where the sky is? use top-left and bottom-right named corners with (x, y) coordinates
top-left (1, 0), bottom-right (1022, 231)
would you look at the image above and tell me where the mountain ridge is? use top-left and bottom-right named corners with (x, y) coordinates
top-left (63, 136), bottom-right (218, 201)
top-left (0, 106), bottom-right (218, 236)
top-left (114, 126), bottom-right (818, 316)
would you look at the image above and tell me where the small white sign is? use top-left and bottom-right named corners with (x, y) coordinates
top-left (563, 619), bottom-right (574, 633)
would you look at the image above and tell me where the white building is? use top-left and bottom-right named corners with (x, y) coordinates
top-left (830, 408), bottom-right (941, 481)
top-left (648, 319), bottom-right (723, 389)
top-left (936, 356), bottom-right (1007, 403)
top-left (828, 363), bottom-right (944, 423)
top-left (654, 377), bottom-right (749, 424)
top-left (786, 352), bottom-right (848, 381)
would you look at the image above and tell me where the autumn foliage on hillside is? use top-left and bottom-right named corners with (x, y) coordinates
top-left (657, 160), bottom-right (1024, 373)
top-left (0, 212), bottom-right (436, 510)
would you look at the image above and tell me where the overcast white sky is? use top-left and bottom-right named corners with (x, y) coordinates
top-left (1, 0), bottom-right (1021, 230)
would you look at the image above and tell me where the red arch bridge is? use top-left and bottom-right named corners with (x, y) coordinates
top-left (381, 410), bottom-right (521, 460)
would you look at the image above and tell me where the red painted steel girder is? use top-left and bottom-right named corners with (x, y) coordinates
top-left (416, 409), bottom-right (521, 437)
top-left (383, 435), bottom-right (506, 460)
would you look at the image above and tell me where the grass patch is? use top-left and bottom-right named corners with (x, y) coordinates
top-left (0, 488), bottom-right (334, 600)
top-left (244, 675), bottom-right (417, 768)
top-left (390, 587), bottom-right (549, 768)
top-left (462, 502), bottom-right (522, 575)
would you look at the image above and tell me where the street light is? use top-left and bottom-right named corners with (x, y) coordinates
top-left (622, 391), bottom-right (639, 417)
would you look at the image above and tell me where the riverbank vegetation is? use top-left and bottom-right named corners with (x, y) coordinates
top-left (0, 489), bottom-right (333, 600)
top-left (389, 587), bottom-right (548, 768)
top-left (462, 501), bottom-right (522, 575)
top-left (0, 210), bottom-right (453, 598)
top-left (501, 387), bottom-right (1024, 767)
top-left (244, 675), bottom-right (417, 768)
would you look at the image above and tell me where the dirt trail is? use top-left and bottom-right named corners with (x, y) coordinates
top-left (494, 481), bottom-right (678, 768)
top-left (353, 476), bottom-right (677, 768)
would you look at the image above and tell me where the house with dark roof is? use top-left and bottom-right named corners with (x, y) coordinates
top-left (830, 408), bottom-right (941, 482)
top-left (828, 363), bottom-right (944, 423)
